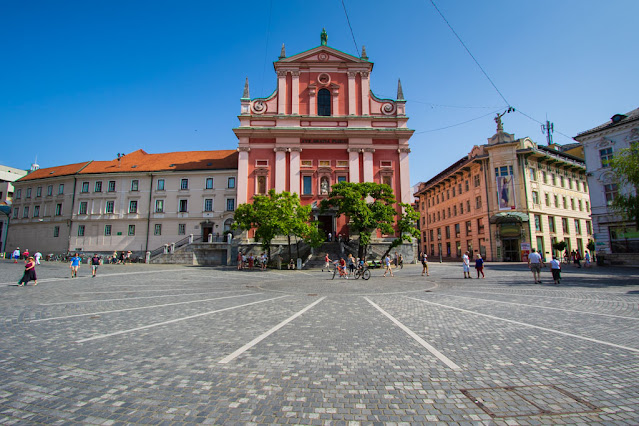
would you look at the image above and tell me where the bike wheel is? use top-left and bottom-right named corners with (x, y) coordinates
top-left (332, 268), bottom-right (337, 280)
top-left (362, 269), bottom-right (371, 280)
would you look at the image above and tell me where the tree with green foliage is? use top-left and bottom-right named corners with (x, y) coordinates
top-left (609, 144), bottom-right (639, 229)
top-left (552, 240), bottom-right (567, 256)
top-left (232, 190), bottom-right (323, 262)
top-left (381, 203), bottom-right (421, 259)
top-left (320, 181), bottom-right (409, 259)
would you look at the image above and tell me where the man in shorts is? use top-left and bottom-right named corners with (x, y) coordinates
top-left (70, 253), bottom-right (81, 278)
top-left (420, 251), bottom-right (429, 276)
top-left (91, 254), bottom-right (101, 278)
top-left (528, 248), bottom-right (544, 283)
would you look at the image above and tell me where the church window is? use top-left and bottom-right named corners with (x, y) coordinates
top-left (257, 176), bottom-right (267, 194)
top-left (318, 88), bottom-right (331, 116)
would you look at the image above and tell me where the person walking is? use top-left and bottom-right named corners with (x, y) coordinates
top-left (12, 247), bottom-right (20, 264)
top-left (69, 253), bottom-right (81, 278)
top-left (574, 250), bottom-right (582, 268)
top-left (347, 254), bottom-right (355, 277)
top-left (420, 251), bottom-right (429, 276)
top-left (584, 250), bottom-right (591, 268)
top-left (90, 254), bottom-right (101, 278)
top-left (528, 248), bottom-right (544, 283)
top-left (23, 249), bottom-right (30, 260)
top-left (323, 253), bottom-right (331, 272)
top-left (462, 251), bottom-right (472, 279)
top-left (18, 256), bottom-right (37, 286)
top-left (34, 251), bottom-right (42, 265)
top-left (475, 254), bottom-right (485, 278)
top-left (383, 254), bottom-right (394, 277)
top-left (237, 251), bottom-right (243, 270)
top-left (550, 256), bottom-right (562, 284)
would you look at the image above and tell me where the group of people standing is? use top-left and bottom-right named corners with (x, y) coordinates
top-left (236, 251), bottom-right (268, 271)
top-left (462, 251), bottom-right (485, 279)
top-left (13, 249), bottom-right (104, 286)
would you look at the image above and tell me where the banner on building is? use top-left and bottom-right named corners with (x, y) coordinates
top-left (496, 176), bottom-right (516, 210)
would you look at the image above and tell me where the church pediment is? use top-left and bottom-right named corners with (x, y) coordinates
top-left (277, 46), bottom-right (370, 65)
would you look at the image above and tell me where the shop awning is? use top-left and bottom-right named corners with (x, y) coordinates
top-left (490, 211), bottom-right (530, 224)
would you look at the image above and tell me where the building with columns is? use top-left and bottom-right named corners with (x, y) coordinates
top-left (415, 120), bottom-right (593, 262)
top-left (233, 32), bottom-right (414, 239)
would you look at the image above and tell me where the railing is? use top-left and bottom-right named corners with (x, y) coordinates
top-left (148, 234), bottom-right (204, 259)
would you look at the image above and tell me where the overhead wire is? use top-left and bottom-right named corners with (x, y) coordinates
top-left (341, 0), bottom-right (360, 56)
top-left (428, 0), bottom-right (511, 108)
top-left (414, 108), bottom-right (505, 134)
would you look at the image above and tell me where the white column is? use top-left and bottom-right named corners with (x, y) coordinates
top-left (274, 148), bottom-right (287, 192)
top-left (361, 72), bottom-right (370, 116)
top-left (237, 147), bottom-right (250, 204)
top-left (398, 147), bottom-right (411, 204)
top-left (331, 85), bottom-right (339, 116)
top-left (363, 149), bottom-right (374, 183)
top-left (308, 85), bottom-right (316, 115)
top-left (291, 71), bottom-right (300, 115)
top-left (277, 71), bottom-right (287, 114)
top-left (289, 148), bottom-right (301, 195)
top-left (348, 149), bottom-right (360, 182)
top-left (348, 72), bottom-right (357, 115)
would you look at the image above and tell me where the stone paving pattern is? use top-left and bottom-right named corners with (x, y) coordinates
top-left (0, 259), bottom-right (638, 424)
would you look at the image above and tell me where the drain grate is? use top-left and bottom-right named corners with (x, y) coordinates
top-left (461, 385), bottom-right (598, 418)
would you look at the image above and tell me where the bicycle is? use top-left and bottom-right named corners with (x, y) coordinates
top-left (331, 261), bottom-right (348, 280)
top-left (354, 266), bottom-right (371, 280)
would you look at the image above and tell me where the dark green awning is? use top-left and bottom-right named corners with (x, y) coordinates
top-left (490, 211), bottom-right (530, 224)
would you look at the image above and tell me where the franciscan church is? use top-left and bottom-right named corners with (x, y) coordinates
top-left (234, 30), bottom-right (414, 240)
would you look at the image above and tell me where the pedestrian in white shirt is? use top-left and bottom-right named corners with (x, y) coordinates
top-left (528, 248), bottom-right (544, 283)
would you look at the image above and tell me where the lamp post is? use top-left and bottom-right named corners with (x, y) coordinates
top-left (438, 235), bottom-right (442, 263)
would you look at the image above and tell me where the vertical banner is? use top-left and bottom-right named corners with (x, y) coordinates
top-left (497, 176), bottom-right (516, 210)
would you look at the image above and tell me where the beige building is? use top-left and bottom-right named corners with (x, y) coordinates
top-left (416, 124), bottom-right (593, 262)
top-left (0, 164), bottom-right (29, 253)
top-left (7, 150), bottom-right (238, 256)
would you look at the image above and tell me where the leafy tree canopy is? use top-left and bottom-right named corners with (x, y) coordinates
top-left (320, 182), bottom-right (406, 257)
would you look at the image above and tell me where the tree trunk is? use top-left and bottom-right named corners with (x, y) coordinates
top-left (295, 235), bottom-right (300, 259)
top-left (287, 235), bottom-right (292, 261)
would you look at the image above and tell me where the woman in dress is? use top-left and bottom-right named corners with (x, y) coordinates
top-left (18, 257), bottom-right (37, 286)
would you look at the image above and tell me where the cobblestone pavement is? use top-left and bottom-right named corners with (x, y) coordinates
top-left (1, 259), bottom-right (638, 425)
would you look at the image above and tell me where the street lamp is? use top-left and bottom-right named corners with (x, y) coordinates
top-left (438, 234), bottom-right (442, 263)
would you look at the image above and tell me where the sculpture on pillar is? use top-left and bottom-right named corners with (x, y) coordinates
top-left (320, 177), bottom-right (329, 194)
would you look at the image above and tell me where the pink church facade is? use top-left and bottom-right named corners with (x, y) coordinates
top-left (233, 35), bottom-right (414, 239)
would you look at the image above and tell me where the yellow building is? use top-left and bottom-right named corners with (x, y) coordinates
top-left (415, 123), bottom-right (593, 262)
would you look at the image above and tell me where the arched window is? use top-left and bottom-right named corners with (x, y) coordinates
top-left (317, 88), bottom-right (331, 116)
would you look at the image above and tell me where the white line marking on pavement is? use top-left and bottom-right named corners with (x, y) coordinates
top-left (406, 296), bottom-right (639, 354)
top-left (364, 297), bottom-right (461, 370)
top-left (74, 288), bottom-right (196, 294)
top-left (75, 295), bottom-right (289, 343)
top-left (438, 291), bottom-right (639, 320)
top-left (219, 297), bottom-right (326, 364)
top-left (33, 293), bottom-right (262, 322)
top-left (0, 268), bottom-right (192, 286)
top-left (456, 286), bottom-right (639, 298)
top-left (39, 290), bottom-right (246, 306)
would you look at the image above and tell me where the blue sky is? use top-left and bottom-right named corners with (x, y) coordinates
top-left (2, 1), bottom-right (637, 187)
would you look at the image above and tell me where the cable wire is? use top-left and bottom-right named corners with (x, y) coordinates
top-left (415, 109), bottom-right (504, 134)
top-left (428, 0), bottom-right (511, 107)
top-left (341, 0), bottom-right (360, 56)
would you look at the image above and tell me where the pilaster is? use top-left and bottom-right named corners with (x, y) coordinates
top-left (291, 71), bottom-right (300, 115)
top-left (289, 147), bottom-right (302, 195)
top-left (237, 147), bottom-right (250, 205)
top-left (348, 148), bottom-right (360, 183)
top-left (277, 71), bottom-right (287, 114)
top-left (360, 72), bottom-right (370, 116)
top-left (348, 72), bottom-right (357, 115)
top-left (363, 148), bottom-right (375, 183)
top-left (398, 147), bottom-right (411, 204)
top-left (274, 147), bottom-right (287, 192)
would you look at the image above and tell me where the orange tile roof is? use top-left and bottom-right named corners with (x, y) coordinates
top-left (16, 150), bottom-right (238, 182)
top-left (80, 149), bottom-right (238, 174)
top-left (17, 162), bottom-right (92, 182)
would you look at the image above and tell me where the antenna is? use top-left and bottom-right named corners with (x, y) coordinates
top-left (541, 119), bottom-right (554, 146)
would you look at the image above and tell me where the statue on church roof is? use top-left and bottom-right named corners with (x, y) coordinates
top-left (320, 28), bottom-right (327, 46)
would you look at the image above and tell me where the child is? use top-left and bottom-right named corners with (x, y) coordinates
top-left (91, 254), bottom-right (101, 277)
top-left (475, 254), bottom-right (485, 278)
top-left (550, 256), bottom-right (561, 284)
top-left (70, 253), bottom-right (81, 278)
top-left (18, 256), bottom-right (37, 286)
top-left (323, 253), bottom-right (331, 272)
